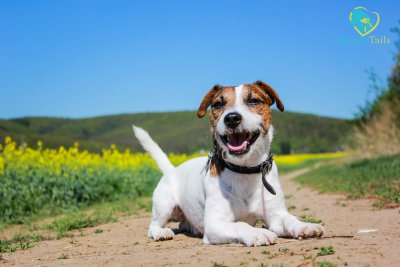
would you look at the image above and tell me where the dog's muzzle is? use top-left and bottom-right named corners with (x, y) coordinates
top-left (219, 129), bottom-right (260, 156)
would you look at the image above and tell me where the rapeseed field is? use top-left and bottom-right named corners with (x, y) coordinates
top-left (0, 137), bottom-right (345, 223)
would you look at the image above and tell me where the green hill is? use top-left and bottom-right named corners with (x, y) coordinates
top-left (0, 110), bottom-right (351, 154)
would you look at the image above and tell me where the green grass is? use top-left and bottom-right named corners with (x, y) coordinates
top-left (0, 196), bottom-right (151, 253)
top-left (0, 212), bottom-right (114, 253)
top-left (315, 260), bottom-right (335, 267)
top-left (317, 246), bottom-right (335, 256)
top-left (277, 158), bottom-right (331, 174)
top-left (0, 233), bottom-right (50, 253)
top-left (42, 212), bottom-right (116, 233)
top-left (287, 205), bottom-right (296, 211)
top-left (296, 154), bottom-right (400, 206)
top-left (94, 228), bottom-right (103, 234)
top-left (58, 253), bottom-right (69, 260)
top-left (213, 262), bottom-right (227, 267)
top-left (300, 215), bottom-right (324, 225)
top-left (56, 231), bottom-right (73, 240)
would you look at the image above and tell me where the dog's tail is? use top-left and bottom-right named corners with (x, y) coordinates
top-left (132, 125), bottom-right (175, 174)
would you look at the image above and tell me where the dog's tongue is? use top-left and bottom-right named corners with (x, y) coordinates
top-left (227, 141), bottom-right (248, 151)
top-left (227, 133), bottom-right (248, 152)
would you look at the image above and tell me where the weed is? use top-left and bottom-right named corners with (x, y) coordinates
top-left (303, 254), bottom-right (312, 259)
top-left (94, 228), bottom-right (103, 234)
top-left (287, 205), bottom-right (296, 211)
top-left (56, 232), bottom-right (73, 240)
top-left (267, 254), bottom-right (276, 259)
top-left (372, 200), bottom-right (387, 208)
top-left (239, 261), bottom-right (248, 266)
top-left (133, 241), bottom-right (139, 245)
top-left (213, 262), bottom-right (227, 267)
top-left (0, 240), bottom-right (15, 253)
top-left (58, 253), bottom-right (69, 260)
top-left (317, 246), bottom-right (335, 256)
top-left (0, 233), bottom-right (49, 253)
top-left (316, 260), bottom-right (336, 267)
top-left (300, 215), bottom-right (323, 225)
top-left (279, 247), bottom-right (289, 253)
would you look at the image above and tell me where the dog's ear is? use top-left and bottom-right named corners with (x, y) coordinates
top-left (254, 80), bottom-right (284, 112)
top-left (197, 84), bottom-right (223, 118)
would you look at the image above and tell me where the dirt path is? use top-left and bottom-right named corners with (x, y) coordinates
top-left (2, 168), bottom-right (399, 267)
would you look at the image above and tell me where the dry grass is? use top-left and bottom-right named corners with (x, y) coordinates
top-left (354, 100), bottom-right (400, 158)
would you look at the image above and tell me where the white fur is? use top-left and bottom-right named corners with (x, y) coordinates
top-left (133, 88), bottom-right (324, 246)
top-left (133, 126), bottom-right (174, 174)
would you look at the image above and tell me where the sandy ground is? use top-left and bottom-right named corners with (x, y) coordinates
top-left (1, 168), bottom-right (399, 267)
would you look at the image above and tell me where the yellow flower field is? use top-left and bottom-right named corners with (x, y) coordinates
top-left (0, 137), bottom-right (346, 222)
top-left (274, 152), bottom-right (347, 165)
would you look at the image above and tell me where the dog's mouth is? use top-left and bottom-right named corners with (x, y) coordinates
top-left (220, 129), bottom-right (260, 156)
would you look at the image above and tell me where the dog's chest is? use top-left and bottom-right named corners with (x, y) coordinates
top-left (219, 174), bottom-right (263, 220)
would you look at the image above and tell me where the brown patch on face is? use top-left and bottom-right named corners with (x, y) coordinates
top-left (197, 85), bottom-right (237, 134)
top-left (197, 84), bottom-right (223, 118)
top-left (208, 86), bottom-right (236, 132)
top-left (242, 84), bottom-right (273, 134)
top-left (254, 80), bottom-right (284, 112)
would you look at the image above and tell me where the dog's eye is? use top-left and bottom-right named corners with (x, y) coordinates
top-left (247, 98), bottom-right (261, 105)
top-left (212, 101), bottom-right (224, 109)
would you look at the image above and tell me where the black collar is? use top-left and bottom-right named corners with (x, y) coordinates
top-left (206, 142), bottom-right (276, 195)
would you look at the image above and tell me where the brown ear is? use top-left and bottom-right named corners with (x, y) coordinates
top-left (197, 84), bottom-right (222, 118)
top-left (254, 80), bottom-right (284, 112)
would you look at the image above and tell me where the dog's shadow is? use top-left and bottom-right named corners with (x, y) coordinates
top-left (171, 228), bottom-right (203, 239)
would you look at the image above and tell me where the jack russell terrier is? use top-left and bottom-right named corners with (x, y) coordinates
top-left (133, 80), bottom-right (324, 246)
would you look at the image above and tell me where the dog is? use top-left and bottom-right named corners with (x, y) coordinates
top-left (133, 80), bottom-right (324, 246)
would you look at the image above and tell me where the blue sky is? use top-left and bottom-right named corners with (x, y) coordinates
top-left (1, 0), bottom-right (399, 119)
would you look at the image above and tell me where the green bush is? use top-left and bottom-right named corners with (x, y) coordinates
top-left (0, 165), bottom-right (160, 224)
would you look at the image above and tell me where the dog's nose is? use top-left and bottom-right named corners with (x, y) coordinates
top-left (224, 112), bottom-right (242, 128)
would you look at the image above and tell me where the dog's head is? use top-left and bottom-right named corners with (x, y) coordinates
top-left (197, 80), bottom-right (284, 165)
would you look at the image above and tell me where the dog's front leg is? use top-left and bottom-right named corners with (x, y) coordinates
top-left (203, 197), bottom-right (277, 246)
top-left (263, 192), bottom-right (324, 239)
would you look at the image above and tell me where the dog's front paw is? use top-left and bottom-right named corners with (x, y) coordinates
top-left (242, 228), bottom-right (277, 247)
top-left (287, 222), bottom-right (324, 239)
top-left (148, 227), bottom-right (175, 241)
